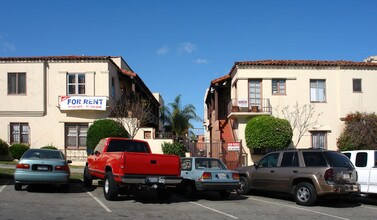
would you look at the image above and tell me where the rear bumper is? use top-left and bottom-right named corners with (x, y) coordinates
top-left (196, 182), bottom-right (241, 191)
top-left (121, 175), bottom-right (182, 186)
top-left (317, 183), bottom-right (360, 196)
top-left (14, 170), bottom-right (70, 185)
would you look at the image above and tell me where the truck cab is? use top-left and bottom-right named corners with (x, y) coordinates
top-left (343, 150), bottom-right (377, 194)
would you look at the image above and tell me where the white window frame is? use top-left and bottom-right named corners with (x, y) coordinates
top-left (67, 73), bottom-right (85, 95)
top-left (8, 72), bottom-right (26, 95)
top-left (310, 79), bottom-right (326, 102)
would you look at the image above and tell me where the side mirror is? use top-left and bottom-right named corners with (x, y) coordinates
top-left (67, 160), bottom-right (72, 164)
top-left (253, 162), bottom-right (260, 169)
top-left (94, 151), bottom-right (101, 156)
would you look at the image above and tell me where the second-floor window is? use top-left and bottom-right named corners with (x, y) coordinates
top-left (67, 73), bottom-right (85, 95)
top-left (353, 78), bottom-right (362, 92)
top-left (272, 79), bottom-right (286, 95)
top-left (310, 79), bottom-right (326, 102)
top-left (8, 73), bottom-right (26, 95)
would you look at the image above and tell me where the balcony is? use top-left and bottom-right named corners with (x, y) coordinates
top-left (227, 98), bottom-right (272, 119)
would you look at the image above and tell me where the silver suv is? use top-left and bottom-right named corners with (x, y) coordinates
top-left (236, 148), bottom-right (359, 206)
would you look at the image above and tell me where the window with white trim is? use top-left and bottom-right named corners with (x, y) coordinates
top-left (353, 78), bottom-right (362, 92)
top-left (10, 123), bottom-right (29, 144)
top-left (67, 73), bottom-right (85, 95)
top-left (310, 79), bottom-right (326, 102)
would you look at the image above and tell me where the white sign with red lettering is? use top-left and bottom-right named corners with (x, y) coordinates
top-left (60, 96), bottom-right (107, 111)
top-left (227, 142), bottom-right (240, 151)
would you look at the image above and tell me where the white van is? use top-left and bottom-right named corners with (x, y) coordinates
top-left (343, 150), bottom-right (377, 194)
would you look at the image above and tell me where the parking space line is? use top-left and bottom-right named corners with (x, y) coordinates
top-left (80, 186), bottom-right (112, 213)
top-left (250, 197), bottom-right (350, 220)
top-left (189, 201), bottom-right (238, 219)
top-left (0, 180), bottom-right (10, 193)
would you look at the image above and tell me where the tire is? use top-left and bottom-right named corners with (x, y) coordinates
top-left (294, 182), bottom-right (317, 206)
top-left (83, 166), bottom-right (93, 187)
top-left (157, 188), bottom-right (173, 200)
top-left (219, 190), bottom-right (231, 198)
top-left (103, 171), bottom-right (119, 201)
top-left (14, 183), bottom-right (22, 191)
top-left (185, 183), bottom-right (197, 198)
top-left (236, 176), bottom-right (250, 195)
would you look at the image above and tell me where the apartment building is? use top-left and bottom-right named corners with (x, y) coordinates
top-left (205, 56), bottom-right (377, 167)
top-left (0, 56), bottom-right (162, 163)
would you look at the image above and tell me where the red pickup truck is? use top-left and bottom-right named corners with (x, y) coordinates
top-left (83, 137), bottom-right (182, 200)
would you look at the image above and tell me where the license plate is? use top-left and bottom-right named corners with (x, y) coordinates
top-left (37, 166), bottom-right (48, 171)
top-left (218, 173), bottom-right (227, 179)
top-left (147, 177), bottom-right (158, 183)
top-left (343, 173), bottom-right (351, 179)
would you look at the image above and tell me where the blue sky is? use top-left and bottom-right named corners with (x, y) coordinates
top-left (1, 0), bottom-right (377, 133)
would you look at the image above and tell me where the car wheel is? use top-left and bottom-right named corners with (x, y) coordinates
top-left (185, 183), bottom-right (197, 198)
top-left (83, 166), bottom-right (93, 187)
top-left (236, 176), bottom-right (250, 195)
top-left (156, 188), bottom-right (173, 200)
top-left (219, 190), bottom-right (231, 198)
top-left (103, 171), bottom-right (119, 201)
top-left (14, 183), bottom-right (22, 191)
top-left (294, 182), bottom-right (317, 206)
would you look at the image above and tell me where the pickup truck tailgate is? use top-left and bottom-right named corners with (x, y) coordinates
top-left (124, 152), bottom-right (180, 176)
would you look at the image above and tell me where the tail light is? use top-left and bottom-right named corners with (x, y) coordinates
top-left (324, 168), bottom-right (334, 182)
top-left (55, 165), bottom-right (70, 171)
top-left (16, 163), bottom-right (30, 169)
top-left (200, 172), bottom-right (212, 180)
top-left (232, 173), bottom-right (240, 180)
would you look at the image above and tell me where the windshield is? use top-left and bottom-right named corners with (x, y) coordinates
top-left (194, 158), bottom-right (227, 169)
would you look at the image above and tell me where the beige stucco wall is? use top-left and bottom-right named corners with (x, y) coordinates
top-left (231, 66), bottom-right (377, 165)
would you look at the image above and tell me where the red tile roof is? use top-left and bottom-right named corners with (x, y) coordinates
top-left (235, 60), bottom-right (377, 67)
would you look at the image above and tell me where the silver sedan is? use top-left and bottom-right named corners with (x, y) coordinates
top-left (14, 149), bottom-right (71, 191)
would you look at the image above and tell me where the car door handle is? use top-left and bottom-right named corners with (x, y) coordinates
top-left (270, 170), bottom-right (275, 173)
top-left (293, 170), bottom-right (298, 173)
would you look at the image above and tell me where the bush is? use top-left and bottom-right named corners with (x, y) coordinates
top-left (161, 142), bottom-right (186, 157)
top-left (245, 116), bottom-right (292, 150)
top-left (41, 145), bottom-right (58, 150)
top-left (0, 139), bottom-right (10, 156)
top-left (86, 119), bottom-right (130, 153)
top-left (9, 143), bottom-right (30, 160)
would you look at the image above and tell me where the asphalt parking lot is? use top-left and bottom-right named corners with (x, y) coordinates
top-left (1, 176), bottom-right (377, 220)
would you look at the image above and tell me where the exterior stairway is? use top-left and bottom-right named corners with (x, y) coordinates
top-left (219, 119), bottom-right (239, 169)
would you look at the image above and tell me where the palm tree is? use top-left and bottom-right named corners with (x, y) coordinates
top-left (161, 95), bottom-right (201, 139)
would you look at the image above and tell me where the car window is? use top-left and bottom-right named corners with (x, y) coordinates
top-left (323, 152), bottom-right (354, 169)
top-left (22, 150), bottom-right (63, 160)
top-left (303, 152), bottom-right (328, 167)
top-left (281, 152), bottom-right (299, 167)
top-left (355, 152), bottom-right (367, 167)
top-left (181, 158), bottom-right (192, 171)
top-left (343, 152), bottom-right (351, 159)
top-left (195, 158), bottom-right (226, 169)
top-left (107, 139), bottom-right (149, 153)
top-left (259, 153), bottom-right (279, 168)
top-left (375, 151), bottom-right (377, 167)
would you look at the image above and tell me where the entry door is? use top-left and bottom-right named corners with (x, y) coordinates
top-left (249, 80), bottom-right (262, 110)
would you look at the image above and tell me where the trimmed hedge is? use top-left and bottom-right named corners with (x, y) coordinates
top-left (245, 116), bottom-right (292, 150)
top-left (9, 143), bottom-right (30, 160)
top-left (86, 119), bottom-right (130, 152)
top-left (161, 142), bottom-right (186, 157)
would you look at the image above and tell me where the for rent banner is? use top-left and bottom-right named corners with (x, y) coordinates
top-left (60, 96), bottom-right (107, 111)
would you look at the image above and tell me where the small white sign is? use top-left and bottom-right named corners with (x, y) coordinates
top-left (60, 96), bottom-right (107, 111)
top-left (237, 99), bottom-right (248, 108)
top-left (227, 142), bottom-right (240, 151)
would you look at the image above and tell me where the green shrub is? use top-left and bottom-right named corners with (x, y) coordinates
top-left (86, 119), bottom-right (129, 152)
top-left (9, 143), bottom-right (30, 160)
top-left (245, 116), bottom-right (292, 150)
top-left (41, 145), bottom-right (58, 150)
top-left (161, 142), bottom-right (186, 157)
top-left (0, 139), bottom-right (10, 156)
